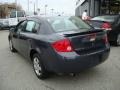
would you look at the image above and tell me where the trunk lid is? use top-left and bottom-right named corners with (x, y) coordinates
top-left (61, 30), bottom-right (107, 55)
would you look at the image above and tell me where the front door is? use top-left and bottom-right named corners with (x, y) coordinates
top-left (12, 21), bottom-right (27, 51)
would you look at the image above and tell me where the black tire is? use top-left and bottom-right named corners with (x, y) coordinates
top-left (115, 34), bottom-right (120, 46)
top-left (32, 53), bottom-right (48, 79)
top-left (9, 39), bottom-right (17, 52)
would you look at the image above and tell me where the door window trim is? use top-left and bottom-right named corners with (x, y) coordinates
top-left (15, 20), bottom-right (27, 33)
top-left (22, 20), bottom-right (40, 34)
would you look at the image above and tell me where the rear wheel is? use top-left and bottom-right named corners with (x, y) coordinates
top-left (32, 53), bottom-right (48, 79)
top-left (9, 39), bottom-right (17, 52)
top-left (115, 34), bottom-right (120, 46)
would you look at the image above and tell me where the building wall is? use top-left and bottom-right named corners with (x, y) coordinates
top-left (0, 3), bottom-right (22, 18)
top-left (75, 0), bottom-right (100, 17)
top-left (75, 0), bottom-right (120, 17)
top-left (75, 1), bottom-right (89, 16)
top-left (81, 2), bottom-right (89, 16)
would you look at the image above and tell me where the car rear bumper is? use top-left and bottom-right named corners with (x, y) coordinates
top-left (45, 48), bottom-right (110, 73)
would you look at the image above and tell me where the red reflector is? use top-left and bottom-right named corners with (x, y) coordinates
top-left (101, 22), bottom-right (112, 31)
top-left (52, 39), bottom-right (73, 52)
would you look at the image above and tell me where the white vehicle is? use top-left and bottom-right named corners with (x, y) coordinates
top-left (0, 19), bottom-right (9, 29)
top-left (9, 11), bottom-right (26, 27)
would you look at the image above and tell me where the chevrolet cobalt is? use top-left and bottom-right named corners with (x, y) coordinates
top-left (8, 16), bottom-right (110, 79)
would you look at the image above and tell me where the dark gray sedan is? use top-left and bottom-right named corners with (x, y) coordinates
top-left (88, 15), bottom-right (120, 46)
top-left (8, 16), bottom-right (110, 79)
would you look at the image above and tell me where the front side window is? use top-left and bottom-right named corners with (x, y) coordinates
top-left (16, 21), bottom-right (26, 33)
top-left (47, 16), bottom-right (91, 32)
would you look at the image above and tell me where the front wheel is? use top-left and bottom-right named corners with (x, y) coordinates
top-left (32, 53), bottom-right (48, 79)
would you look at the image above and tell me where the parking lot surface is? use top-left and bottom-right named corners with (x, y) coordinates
top-left (0, 30), bottom-right (120, 90)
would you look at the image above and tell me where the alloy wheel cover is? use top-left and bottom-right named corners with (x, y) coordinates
top-left (33, 57), bottom-right (42, 76)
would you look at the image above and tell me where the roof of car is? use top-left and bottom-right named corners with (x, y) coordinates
top-left (91, 14), bottom-right (120, 22)
top-left (26, 16), bottom-right (75, 20)
top-left (25, 16), bottom-right (74, 22)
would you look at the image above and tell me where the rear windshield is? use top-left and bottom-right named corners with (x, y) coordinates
top-left (92, 15), bottom-right (118, 22)
top-left (47, 16), bottom-right (91, 32)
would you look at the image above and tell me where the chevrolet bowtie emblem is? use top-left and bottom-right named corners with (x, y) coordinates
top-left (90, 38), bottom-right (95, 42)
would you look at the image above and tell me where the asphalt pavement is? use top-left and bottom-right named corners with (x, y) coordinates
top-left (0, 30), bottom-right (120, 90)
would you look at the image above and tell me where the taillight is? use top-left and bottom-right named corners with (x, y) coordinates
top-left (101, 22), bottom-right (112, 31)
top-left (52, 39), bottom-right (73, 52)
top-left (103, 35), bottom-right (108, 44)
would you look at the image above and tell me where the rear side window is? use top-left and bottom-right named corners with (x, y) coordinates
top-left (26, 21), bottom-right (35, 32)
top-left (34, 23), bottom-right (40, 31)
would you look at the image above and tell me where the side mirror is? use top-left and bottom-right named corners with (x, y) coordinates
top-left (9, 27), bottom-right (15, 32)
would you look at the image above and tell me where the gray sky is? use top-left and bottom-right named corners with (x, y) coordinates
top-left (1, 0), bottom-right (76, 15)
